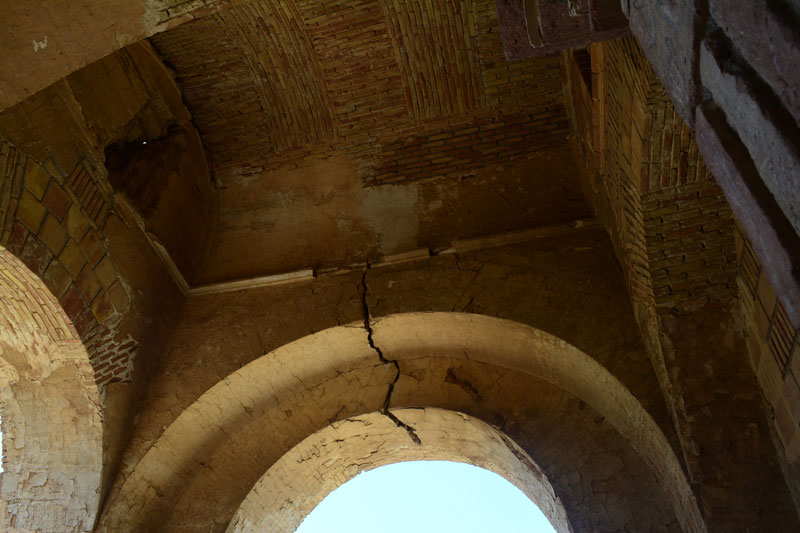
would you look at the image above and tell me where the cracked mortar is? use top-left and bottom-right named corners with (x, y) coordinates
top-left (360, 266), bottom-right (421, 445)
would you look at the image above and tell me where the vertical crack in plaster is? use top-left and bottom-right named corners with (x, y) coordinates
top-left (360, 267), bottom-right (421, 445)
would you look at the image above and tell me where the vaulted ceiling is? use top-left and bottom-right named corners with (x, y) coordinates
top-left (150, 0), bottom-right (568, 186)
top-left (146, 0), bottom-right (590, 283)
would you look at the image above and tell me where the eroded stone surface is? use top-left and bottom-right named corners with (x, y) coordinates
top-left (228, 408), bottom-right (572, 533)
top-left (98, 314), bottom-right (694, 532)
top-left (0, 249), bottom-right (101, 531)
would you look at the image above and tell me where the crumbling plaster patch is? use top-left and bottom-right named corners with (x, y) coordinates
top-left (0, 249), bottom-right (102, 532)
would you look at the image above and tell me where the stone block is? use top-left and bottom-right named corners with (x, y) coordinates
top-left (64, 203), bottom-right (89, 240)
top-left (42, 182), bottom-right (71, 221)
top-left (6, 221), bottom-right (28, 255)
top-left (710, 0), bottom-right (800, 126)
top-left (90, 290), bottom-right (115, 325)
top-left (94, 255), bottom-right (117, 289)
top-left (42, 260), bottom-right (72, 299)
top-left (783, 376), bottom-right (800, 425)
top-left (72, 307), bottom-right (97, 338)
top-left (38, 215), bottom-right (67, 255)
top-left (695, 101), bottom-right (800, 329)
top-left (24, 161), bottom-right (50, 200)
top-left (76, 266), bottom-right (102, 302)
top-left (79, 230), bottom-right (105, 267)
top-left (757, 270), bottom-right (778, 315)
top-left (16, 190), bottom-right (46, 232)
top-left (58, 239), bottom-right (87, 279)
top-left (18, 235), bottom-right (53, 278)
top-left (701, 30), bottom-right (800, 238)
top-left (495, 0), bottom-right (628, 60)
top-left (107, 280), bottom-right (130, 313)
top-left (627, 0), bottom-right (702, 125)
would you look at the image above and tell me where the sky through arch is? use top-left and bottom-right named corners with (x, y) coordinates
top-left (296, 460), bottom-right (558, 533)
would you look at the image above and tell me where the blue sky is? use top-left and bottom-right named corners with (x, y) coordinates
top-left (296, 460), bottom-right (557, 533)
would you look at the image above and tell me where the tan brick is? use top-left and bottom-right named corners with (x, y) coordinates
top-left (42, 260), bottom-right (72, 299)
top-left (76, 266), bottom-right (102, 302)
top-left (59, 239), bottom-right (87, 279)
top-left (758, 349), bottom-right (784, 406)
top-left (108, 280), bottom-right (130, 312)
top-left (38, 215), bottom-right (67, 255)
top-left (90, 289), bottom-right (115, 325)
top-left (756, 271), bottom-right (777, 316)
top-left (79, 230), bottom-right (105, 267)
top-left (783, 376), bottom-right (800, 425)
top-left (775, 400), bottom-right (797, 448)
top-left (24, 161), bottom-right (51, 200)
top-left (64, 203), bottom-right (89, 240)
top-left (43, 158), bottom-right (64, 182)
top-left (42, 182), bottom-right (71, 221)
top-left (17, 190), bottom-right (46, 232)
top-left (94, 255), bottom-right (117, 288)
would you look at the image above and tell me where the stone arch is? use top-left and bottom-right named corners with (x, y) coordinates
top-left (227, 407), bottom-right (573, 532)
top-left (0, 247), bottom-right (102, 531)
top-left (98, 312), bottom-right (702, 531)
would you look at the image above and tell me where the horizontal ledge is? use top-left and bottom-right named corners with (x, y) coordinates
top-left (188, 269), bottom-right (316, 296)
top-left (130, 210), bottom-right (599, 297)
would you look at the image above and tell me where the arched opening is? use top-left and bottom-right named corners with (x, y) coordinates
top-left (296, 460), bottom-right (557, 533)
top-left (99, 312), bottom-right (702, 531)
top-left (0, 247), bottom-right (102, 531)
top-left (228, 408), bottom-right (571, 532)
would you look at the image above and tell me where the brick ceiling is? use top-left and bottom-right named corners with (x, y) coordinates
top-left (150, 0), bottom-right (570, 187)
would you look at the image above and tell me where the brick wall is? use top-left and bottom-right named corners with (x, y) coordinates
top-left (0, 139), bottom-right (136, 388)
top-left (738, 228), bottom-right (800, 460)
top-left (151, 0), bottom-right (569, 187)
top-left (643, 181), bottom-right (737, 311)
top-left (572, 35), bottom-right (800, 527)
top-left (581, 37), bottom-right (737, 315)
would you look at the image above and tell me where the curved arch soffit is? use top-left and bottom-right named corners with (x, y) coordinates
top-left (0, 247), bottom-right (102, 531)
top-left (228, 407), bottom-right (573, 532)
top-left (100, 312), bottom-right (703, 532)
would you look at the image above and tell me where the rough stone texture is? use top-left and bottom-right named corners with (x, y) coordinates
top-left (495, 0), bottom-right (629, 60)
top-left (0, 40), bottom-right (201, 522)
top-left (567, 34), bottom-right (800, 530)
top-left (122, 232), bottom-right (675, 467)
top-left (98, 313), bottom-right (693, 532)
top-left (229, 408), bottom-right (572, 532)
top-left (700, 30), bottom-right (800, 240)
top-left (1, 1), bottom-right (800, 530)
top-left (710, 0), bottom-right (800, 126)
top-left (736, 225), bottom-right (800, 511)
top-left (0, 41), bottom-right (216, 284)
top-left (695, 101), bottom-right (800, 328)
top-left (0, 249), bottom-right (102, 531)
top-left (626, 0), bottom-right (703, 125)
top-left (0, 0), bottom-right (234, 111)
top-left (206, 144), bottom-right (588, 281)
